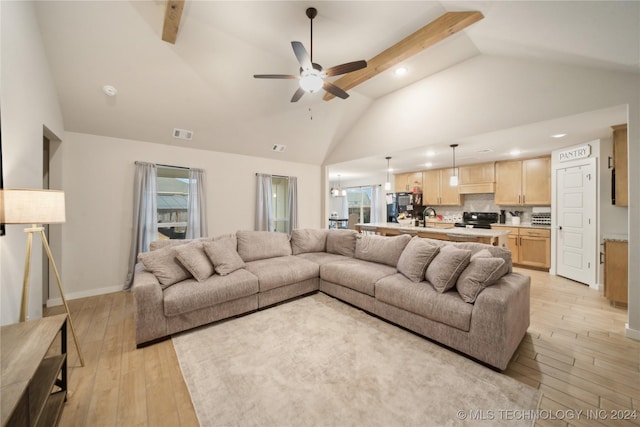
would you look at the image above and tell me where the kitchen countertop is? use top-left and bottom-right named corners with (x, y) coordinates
top-left (602, 233), bottom-right (628, 242)
top-left (491, 222), bottom-right (551, 229)
top-left (356, 222), bottom-right (511, 238)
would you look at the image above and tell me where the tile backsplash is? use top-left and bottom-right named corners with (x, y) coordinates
top-left (430, 193), bottom-right (535, 223)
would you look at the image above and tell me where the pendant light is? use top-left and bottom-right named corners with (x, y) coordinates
top-left (449, 144), bottom-right (459, 186)
top-left (384, 156), bottom-right (392, 191)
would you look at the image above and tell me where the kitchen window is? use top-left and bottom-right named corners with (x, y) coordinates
top-left (347, 187), bottom-right (373, 223)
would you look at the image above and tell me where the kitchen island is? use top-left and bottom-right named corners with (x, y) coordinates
top-left (355, 222), bottom-right (510, 247)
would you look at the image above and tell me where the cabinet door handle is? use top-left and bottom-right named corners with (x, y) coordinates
top-left (608, 156), bottom-right (613, 169)
top-left (600, 252), bottom-right (605, 264)
top-left (522, 194), bottom-right (526, 204)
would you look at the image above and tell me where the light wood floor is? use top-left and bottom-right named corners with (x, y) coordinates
top-left (45, 268), bottom-right (639, 427)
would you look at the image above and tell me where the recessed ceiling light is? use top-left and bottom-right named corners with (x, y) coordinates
top-left (510, 149), bottom-right (521, 156)
top-left (425, 150), bottom-right (435, 157)
top-left (102, 85), bottom-right (118, 97)
top-left (424, 162), bottom-right (433, 168)
top-left (394, 67), bottom-right (408, 76)
top-left (551, 133), bottom-right (567, 138)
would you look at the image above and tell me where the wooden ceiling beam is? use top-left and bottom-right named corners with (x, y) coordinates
top-left (323, 11), bottom-right (484, 101)
top-left (162, 0), bottom-right (185, 44)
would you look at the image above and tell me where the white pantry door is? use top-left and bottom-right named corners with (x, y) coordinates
top-left (556, 160), bottom-right (597, 286)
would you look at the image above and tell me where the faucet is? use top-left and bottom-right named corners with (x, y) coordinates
top-left (423, 207), bottom-right (436, 227)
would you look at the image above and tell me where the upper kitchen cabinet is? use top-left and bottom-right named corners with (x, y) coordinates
top-left (495, 156), bottom-right (551, 205)
top-left (611, 124), bottom-right (628, 206)
top-left (459, 162), bottom-right (495, 194)
top-left (394, 172), bottom-right (423, 193)
top-left (422, 168), bottom-right (461, 206)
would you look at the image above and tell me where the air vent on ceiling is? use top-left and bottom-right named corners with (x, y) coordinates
top-left (173, 128), bottom-right (193, 140)
top-left (272, 144), bottom-right (286, 152)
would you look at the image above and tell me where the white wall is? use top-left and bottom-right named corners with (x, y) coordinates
top-left (48, 132), bottom-right (321, 303)
top-left (1, 1), bottom-right (65, 324)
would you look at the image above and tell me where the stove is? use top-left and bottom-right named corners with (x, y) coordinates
top-left (454, 212), bottom-right (499, 229)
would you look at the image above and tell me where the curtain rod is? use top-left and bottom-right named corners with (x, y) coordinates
top-left (157, 163), bottom-right (189, 170)
top-left (255, 173), bottom-right (288, 178)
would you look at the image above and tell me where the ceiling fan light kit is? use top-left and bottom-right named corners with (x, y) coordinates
top-left (253, 7), bottom-right (367, 102)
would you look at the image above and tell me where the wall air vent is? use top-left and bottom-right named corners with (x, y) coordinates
top-left (173, 128), bottom-right (193, 140)
top-left (272, 144), bottom-right (286, 152)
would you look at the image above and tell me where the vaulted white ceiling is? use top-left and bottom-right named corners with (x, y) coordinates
top-left (34, 1), bottom-right (639, 178)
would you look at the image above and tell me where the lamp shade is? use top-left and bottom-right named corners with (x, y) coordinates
top-left (0, 189), bottom-right (66, 224)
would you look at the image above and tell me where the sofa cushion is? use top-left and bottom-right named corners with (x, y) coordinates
top-left (203, 236), bottom-right (246, 276)
top-left (375, 273), bottom-right (473, 332)
top-left (425, 245), bottom-right (472, 293)
top-left (291, 229), bottom-right (328, 255)
top-left (175, 241), bottom-right (215, 281)
top-left (396, 237), bottom-right (440, 282)
top-left (244, 255), bottom-right (319, 292)
top-left (138, 245), bottom-right (191, 289)
top-left (150, 239), bottom-right (189, 251)
top-left (320, 259), bottom-right (397, 296)
top-left (456, 250), bottom-right (507, 303)
top-left (355, 234), bottom-right (412, 267)
top-left (236, 230), bottom-right (292, 262)
top-left (296, 252), bottom-right (350, 266)
top-left (163, 269), bottom-right (259, 317)
top-left (326, 229), bottom-right (358, 257)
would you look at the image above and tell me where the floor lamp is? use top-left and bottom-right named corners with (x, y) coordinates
top-left (0, 189), bottom-right (84, 366)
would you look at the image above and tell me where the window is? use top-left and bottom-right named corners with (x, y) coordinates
top-left (347, 187), bottom-right (373, 223)
top-left (157, 166), bottom-right (189, 239)
top-left (272, 176), bottom-right (289, 233)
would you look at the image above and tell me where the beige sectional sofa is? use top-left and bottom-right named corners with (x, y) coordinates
top-left (132, 228), bottom-right (530, 370)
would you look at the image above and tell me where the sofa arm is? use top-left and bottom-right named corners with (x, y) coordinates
top-left (132, 263), bottom-right (168, 346)
top-left (467, 272), bottom-right (530, 370)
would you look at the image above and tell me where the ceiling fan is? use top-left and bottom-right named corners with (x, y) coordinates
top-left (253, 7), bottom-right (367, 102)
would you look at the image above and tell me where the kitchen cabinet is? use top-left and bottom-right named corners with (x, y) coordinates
top-left (491, 225), bottom-right (550, 270)
top-left (422, 168), bottom-right (461, 206)
top-left (459, 162), bottom-right (495, 194)
top-left (604, 240), bottom-right (628, 305)
top-left (394, 172), bottom-right (422, 193)
top-left (611, 124), bottom-right (628, 206)
top-left (495, 156), bottom-right (551, 205)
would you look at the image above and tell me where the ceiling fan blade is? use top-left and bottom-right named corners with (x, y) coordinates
top-left (290, 87), bottom-right (306, 103)
top-left (291, 41), bottom-right (312, 70)
top-left (323, 11), bottom-right (484, 100)
top-left (253, 74), bottom-right (298, 79)
top-left (324, 60), bottom-right (367, 77)
top-left (322, 81), bottom-right (349, 100)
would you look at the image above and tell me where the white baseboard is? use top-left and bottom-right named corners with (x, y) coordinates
top-left (626, 324), bottom-right (640, 341)
top-left (589, 282), bottom-right (602, 291)
top-left (46, 284), bottom-right (124, 307)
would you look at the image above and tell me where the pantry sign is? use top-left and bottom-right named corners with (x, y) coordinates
top-left (559, 144), bottom-right (591, 162)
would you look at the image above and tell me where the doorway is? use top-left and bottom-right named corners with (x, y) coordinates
top-left (555, 158), bottom-right (597, 287)
top-left (42, 136), bottom-right (50, 305)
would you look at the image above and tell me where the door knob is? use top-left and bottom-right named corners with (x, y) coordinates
top-left (558, 225), bottom-right (563, 230)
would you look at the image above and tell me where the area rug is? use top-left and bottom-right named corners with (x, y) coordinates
top-left (173, 293), bottom-right (540, 427)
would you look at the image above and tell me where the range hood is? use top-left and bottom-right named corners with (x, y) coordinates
top-left (458, 182), bottom-right (495, 194)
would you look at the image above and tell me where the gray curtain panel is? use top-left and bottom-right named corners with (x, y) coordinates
top-left (124, 162), bottom-right (158, 290)
top-left (370, 185), bottom-right (383, 224)
top-left (287, 176), bottom-right (298, 235)
top-left (255, 173), bottom-right (273, 231)
top-left (186, 168), bottom-right (208, 239)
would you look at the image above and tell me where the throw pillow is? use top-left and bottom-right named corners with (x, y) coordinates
top-left (354, 234), bottom-right (412, 267)
top-left (456, 255), bottom-right (506, 303)
top-left (174, 241), bottom-right (215, 282)
top-left (425, 245), bottom-right (472, 293)
top-left (396, 237), bottom-right (440, 282)
top-left (203, 237), bottom-right (246, 276)
top-left (291, 229), bottom-right (328, 255)
top-left (138, 245), bottom-right (192, 289)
